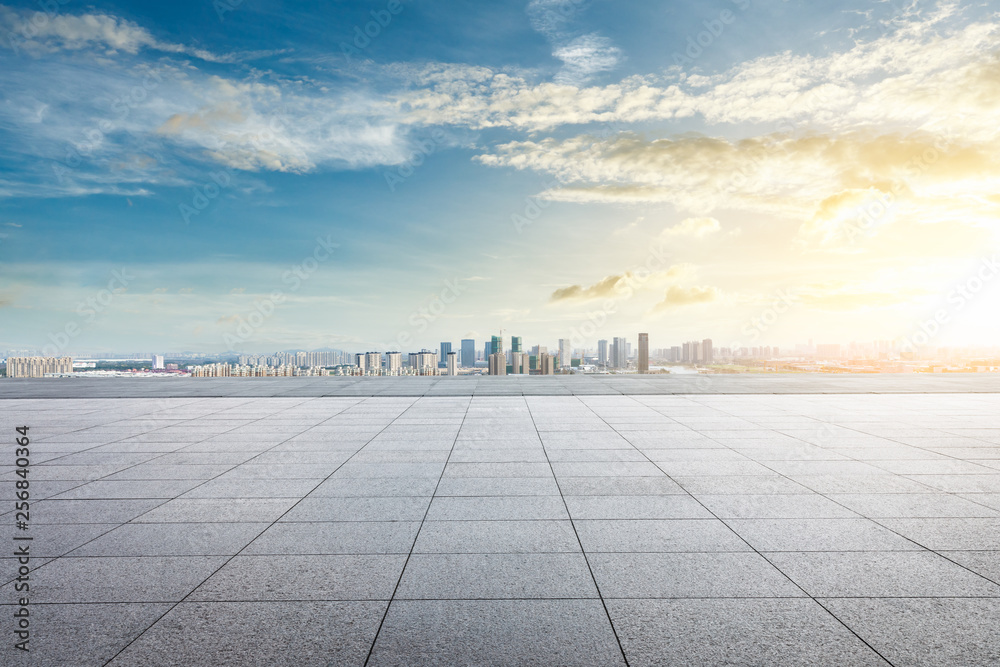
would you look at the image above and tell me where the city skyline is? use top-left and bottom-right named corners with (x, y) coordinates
top-left (1, 0), bottom-right (999, 353)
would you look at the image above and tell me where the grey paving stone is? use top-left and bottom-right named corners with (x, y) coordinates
top-left (877, 518), bottom-right (1000, 550)
top-left (133, 498), bottom-right (299, 523)
top-left (0, 602), bottom-right (171, 667)
top-left (309, 476), bottom-right (439, 497)
top-left (2, 523), bottom-right (120, 558)
top-left (425, 496), bottom-right (569, 521)
top-left (550, 461), bottom-right (664, 477)
top-left (564, 495), bottom-right (712, 519)
top-left (69, 523), bottom-right (269, 557)
top-left (821, 598), bottom-right (1000, 667)
top-left (413, 520), bottom-right (581, 553)
top-left (435, 476), bottom-right (560, 496)
top-left (442, 462), bottom-right (554, 478)
top-left (608, 598), bottom-right (888, 667)
top-left (51, 480), bottom-right (204, 500)
top-left (941, 551), bottom-right (1000, 584)
top-left (106, 601), bottom-right (387, 667)
top-left (767, 551), bottom-right (1000, 597)
top-left (696, 494), bottom-right (858, 519)
top-left (557, 476), bottom-right (686, 495)
top-left (367, 599), bottom-right (626, 667)
top-left (31, 498), bottom-right (167, 524)
top-left (244, 521), bottom-right (421, 554)
top-left (828, 493), bottom-right (999, 518)
top-left (280, 496), bottom-right (431, 522)
top-left (180, 478), bottom-right (321, 498)
top-left (673, 475), bottom-right (812, 495)
top-left (396, 553), bottom-right (598, 599)
top-left (2, 556), bottom-right (226, 602)
top-left (576, 519), bottom-right (750, 553)
top-left (333, 462), bottom-right (446, 478)
top-left (726, 518), bottom-right (922, 552)
top-left (589, 552), bottom-right (804, 598)
top-left (190, 554), bottom-right (406, 601)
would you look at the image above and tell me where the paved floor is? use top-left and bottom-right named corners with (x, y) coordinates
top-left (4, 373), bottom-right (1000, 398)
top-left (2, 393), bottom-right (999, 666)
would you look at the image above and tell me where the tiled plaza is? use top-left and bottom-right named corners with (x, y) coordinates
top-left (3, 389), bottom-right (1000, 665)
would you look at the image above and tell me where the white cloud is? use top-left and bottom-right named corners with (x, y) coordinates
top-left (662, 217), bottom-right (721, 238)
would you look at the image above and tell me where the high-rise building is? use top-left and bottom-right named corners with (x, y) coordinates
top-left (488, 351), bottom-right (507, 375)
top-left (597, 340), bottom-right (609, 367)
top-left (355, 353), bottom-right (367, 373)
top-left (484, 341), bottom-right (493, 359)
top-left (446, 351), bottom-right (458, 376)
top-left (510, 352), bottom-right (530, 374)
top-left (559, 339), bottom-right (571, 368)
top-left (365, 352), bottom-right (382, 374)
top-left (538, 353), bottom-right (555, 375)
top-left (461, 339), bottom-right (476, 367)
top-left (385, 352), bottom-right (402, 375)
top-left (510, 336), bottom-right (523, 355)
top-left (6, 357), bottom-right (73, 378)
top-left (409, 350), bottom-right (439, 374)
top-left (702, 339), bottom-right (713, 365)
top-left (612, 337), bottom-right (628, 369)
top-left (440, 342), bottom-right (452, 368)
top-left (638, 334), bottom-right (649, 373)
top-left (152, 355), bottom-right (165, 370)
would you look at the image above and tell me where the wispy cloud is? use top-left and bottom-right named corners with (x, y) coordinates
top-left (654, 285), bottom-right (721, 310)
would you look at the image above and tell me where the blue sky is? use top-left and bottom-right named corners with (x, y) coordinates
top-left (1, 0), bottom-right (998, 354)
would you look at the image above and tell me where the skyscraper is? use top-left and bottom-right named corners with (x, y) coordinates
top-left (446, 351), bottom-right (457, 376)
top-left (510, 336), bottom-right (523, 355)
top-left (702, 338), bottom-right (713, 365)
top-left (365, 352), bottom-right (382, 374)
top-left (638, 333), bottom-right (649, 373)
top-left (461, 339), bottom-right (476, 367)
top-left (559, 338), bottom-right (571, 368)
top-left (152, 355), bottom-right (165, 370)
top-left (598, 339), bottom-right (608, 367)
top-left (612, 337), bottom-right (628, 369)
top-left (488, 333), bottom-right (505, 375)
top-left (385, 352), bottom-right (402, 374)
top-left (439, 342), bottom-right (452, 369)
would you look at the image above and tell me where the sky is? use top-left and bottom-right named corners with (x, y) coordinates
top-left (0, 0), bottom-right (998, 355)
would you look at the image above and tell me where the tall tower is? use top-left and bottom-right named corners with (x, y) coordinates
top-left (638, 333), bottom-right (649, 373)
top-left (461, 339), bottom-right (476, 367)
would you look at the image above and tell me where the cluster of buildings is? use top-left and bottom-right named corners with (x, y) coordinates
top-left (5, 336), bottom-right (1000, 378)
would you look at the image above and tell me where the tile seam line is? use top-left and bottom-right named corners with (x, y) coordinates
top-left (97, 395), bottom-right (397, 666)
top-left (2, 396), bottom-right (279, 588)
top-left (527, 395), bottom-right (632, 667)
top-left (361, 396), bottom-right (473, 667)
top-left (593, 394), bottom-right (898, 667)
top-left (749, 406), bottom-right (1000, 589)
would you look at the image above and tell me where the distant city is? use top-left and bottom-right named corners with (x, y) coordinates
top-left (3, 334), bottom-right (999, 378)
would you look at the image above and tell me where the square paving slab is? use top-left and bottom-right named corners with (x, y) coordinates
top-left (2, 390), bottom-right (999, 665)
